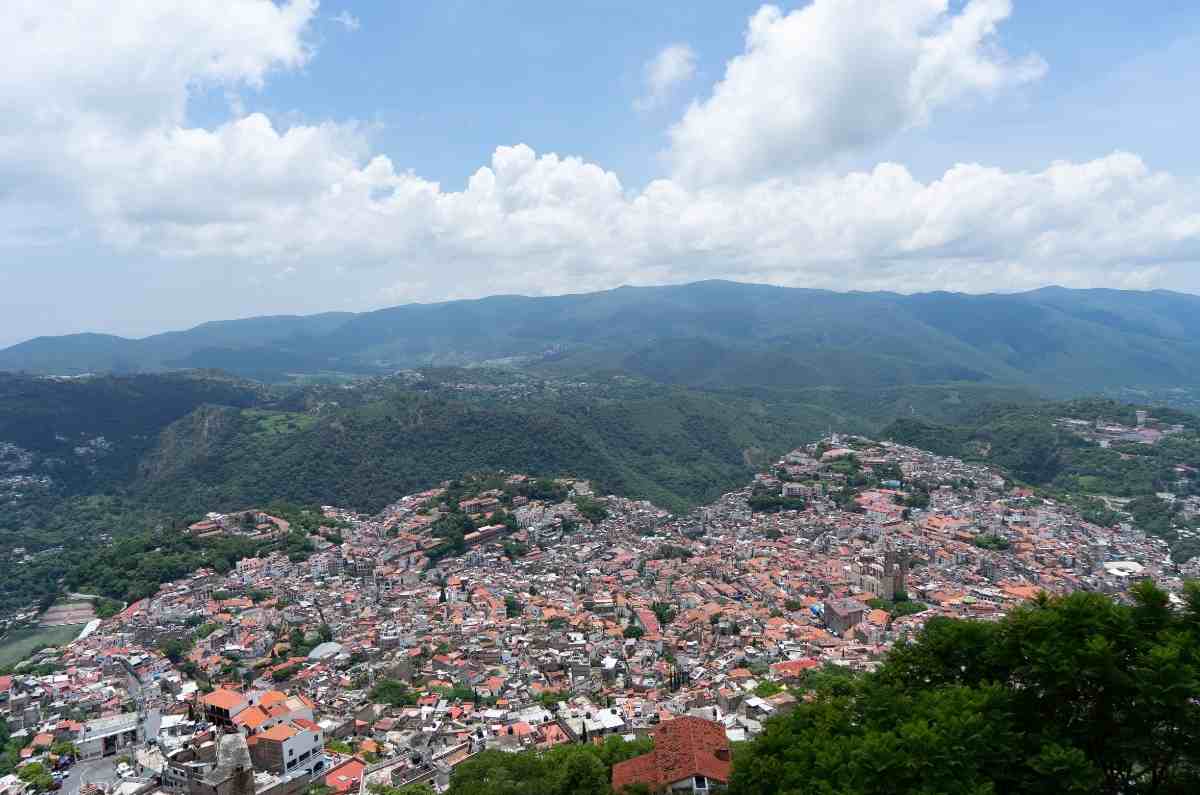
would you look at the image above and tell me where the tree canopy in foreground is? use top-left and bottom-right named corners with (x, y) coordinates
top-left (730, 581), bottom-right (1200, 795)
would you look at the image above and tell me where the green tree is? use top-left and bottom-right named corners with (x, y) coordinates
top-left (753, 680), bottom-right (782, 698)
top-left (271, 663), bottom-right (302, 682)
top-left (445, 738), bottom-right (648, 795)
top-left (160, 637), bottom-right (193, 664)
top-left (370, 678), bottom-right (416, 707)
top-left (538, 690), bottom-right (565, 709)
top-left (573, 497), bottom-right (609, 523)
top-left (50, 741), bottom-right (79, 758)
top-left (17, 763), bottom-right (55, 793)
top-left (729, 583), bottom-right (1200, 795)
top-left (973, 533), bottom-right (1011, 550)
top-left (650, 602), bottom-right (675, 626)
top-left (369, 785), bottom-right (435, 795)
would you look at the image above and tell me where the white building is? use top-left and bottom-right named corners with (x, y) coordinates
top-left (77, 713), bottom-right (140, 759)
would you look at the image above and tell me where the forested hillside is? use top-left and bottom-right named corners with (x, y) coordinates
top-left (129, 377), bottom-right (1041, 517)
top-left (5, 282), bottom-right (1200, 398)
top-left (0, 372), bottom-right (263, 526)
top-left (132, 385), bottom-right (803, 516)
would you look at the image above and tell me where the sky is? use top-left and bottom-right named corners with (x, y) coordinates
top-left (2, 0), bottom-right (1200, 348)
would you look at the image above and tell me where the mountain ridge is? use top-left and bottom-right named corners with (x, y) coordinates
top-left (5, 281), bottom-right (1200, 395)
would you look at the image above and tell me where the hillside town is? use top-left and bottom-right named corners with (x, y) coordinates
top-left (0, 435), bottom-right (1187, 795)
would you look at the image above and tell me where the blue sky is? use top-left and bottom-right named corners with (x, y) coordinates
top-left (213, 0), bottom-right (1200, 187)
top-left (2, 0), bottom-right (1200, 347)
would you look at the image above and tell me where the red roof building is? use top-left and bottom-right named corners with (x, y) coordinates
top-left (324, 756), bottom-right (367, 793)
top-left (611, 716), bottom-right (731, 793)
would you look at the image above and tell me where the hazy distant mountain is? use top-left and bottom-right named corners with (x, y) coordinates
top-left (4, 281), bottom-right (1199, 393)
top-left (0, 312), bottom-right (354, 377)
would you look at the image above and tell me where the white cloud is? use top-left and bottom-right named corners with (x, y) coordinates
top-left (332, 10), bottom-right (361, 31)
top-left (0, 0), bottom-right (319, 228)
top-left (103, 142), bottom-right (1200, 301)
top-left (667, 0), bottom-right (1046, 186)
top-left (1, 0), bottom-right (1198, 313)
top-left (636, 43), bottom-right (697, 111)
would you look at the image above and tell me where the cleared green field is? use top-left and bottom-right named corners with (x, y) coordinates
top-left (0, 623), bottom-right (83, 667)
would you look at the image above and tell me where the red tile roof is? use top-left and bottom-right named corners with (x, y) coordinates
top-left (611, 716), bottom-right (731, 792)
top-left (325, 757), bottom-right (367, 793)
top-left (201, 688), bottom-right (245, 711)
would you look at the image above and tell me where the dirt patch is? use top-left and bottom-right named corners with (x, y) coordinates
top-left (40, 601), bottom-right (96, 627)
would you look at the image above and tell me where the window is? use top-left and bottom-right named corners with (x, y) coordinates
top-left (694, 775), bottom-right (707, 790)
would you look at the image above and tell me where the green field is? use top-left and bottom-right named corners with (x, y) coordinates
top-left (0, 623), bottom-right (84, 667)
top-left (245, 408), bottom-right (319, 438)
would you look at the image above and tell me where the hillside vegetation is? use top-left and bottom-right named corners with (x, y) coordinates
top-left (5, 282), bottom-right (1200, 397)
top-left (132, 383), bottom-right (810, 515)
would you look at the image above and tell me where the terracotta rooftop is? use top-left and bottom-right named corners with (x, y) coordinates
top-left (259, 723), bottom-right (299, 742)
top-left (611, 716), bottom-right (731, 792)
top-left (202, 688), bottom-right (245, 711)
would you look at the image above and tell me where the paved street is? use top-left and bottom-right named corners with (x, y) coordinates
top-left (62, 757), bottom-right (120, 795)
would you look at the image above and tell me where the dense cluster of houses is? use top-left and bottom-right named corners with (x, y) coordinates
top-left (1, 435), bottom-right (1188, 794)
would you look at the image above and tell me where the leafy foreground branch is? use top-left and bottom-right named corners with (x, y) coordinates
top-left (730, 581), bottom-right (1200, 795)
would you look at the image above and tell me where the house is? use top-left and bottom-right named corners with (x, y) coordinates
top-left (76, 713), bottom-right (140, 759)
top-left (246, 720), bottom-right (325, 776)
top-left (201, 688), bottom-right (248, 728)
top-left (769, 659), bottom-right (818, 683)
top-left (0, 773), bottom-right (26, 795)
top-left (191, 734), bottom-right (254, 795)
top-left (323, 757), bottom-right (367, 794)
top-left (823, 598), bottom-right (868, 637)
top-left (611, 716), bottom-right (731, 794)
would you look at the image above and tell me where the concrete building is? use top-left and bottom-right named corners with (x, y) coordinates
top-left (78, 713), bottom-right (140, 759)
top-left (202, 689), bottom-right (249, 728)
top-left (824, 598), bottom-right (868, 637)
top-left (247, 722), bottom-right (325, 777)
top-left (191, 734), bottom-right (255, 795)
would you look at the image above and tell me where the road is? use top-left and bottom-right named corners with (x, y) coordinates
top-left (62, 757), bottom-right (120, 795)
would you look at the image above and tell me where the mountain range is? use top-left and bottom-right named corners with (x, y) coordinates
top-left (5, 281), bottom-right (1200, 393)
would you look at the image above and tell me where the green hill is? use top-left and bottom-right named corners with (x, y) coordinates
top-left (126, 376), bottom-right (1035, 516)
top-left (5, 282), bottom-right (1200, 396)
